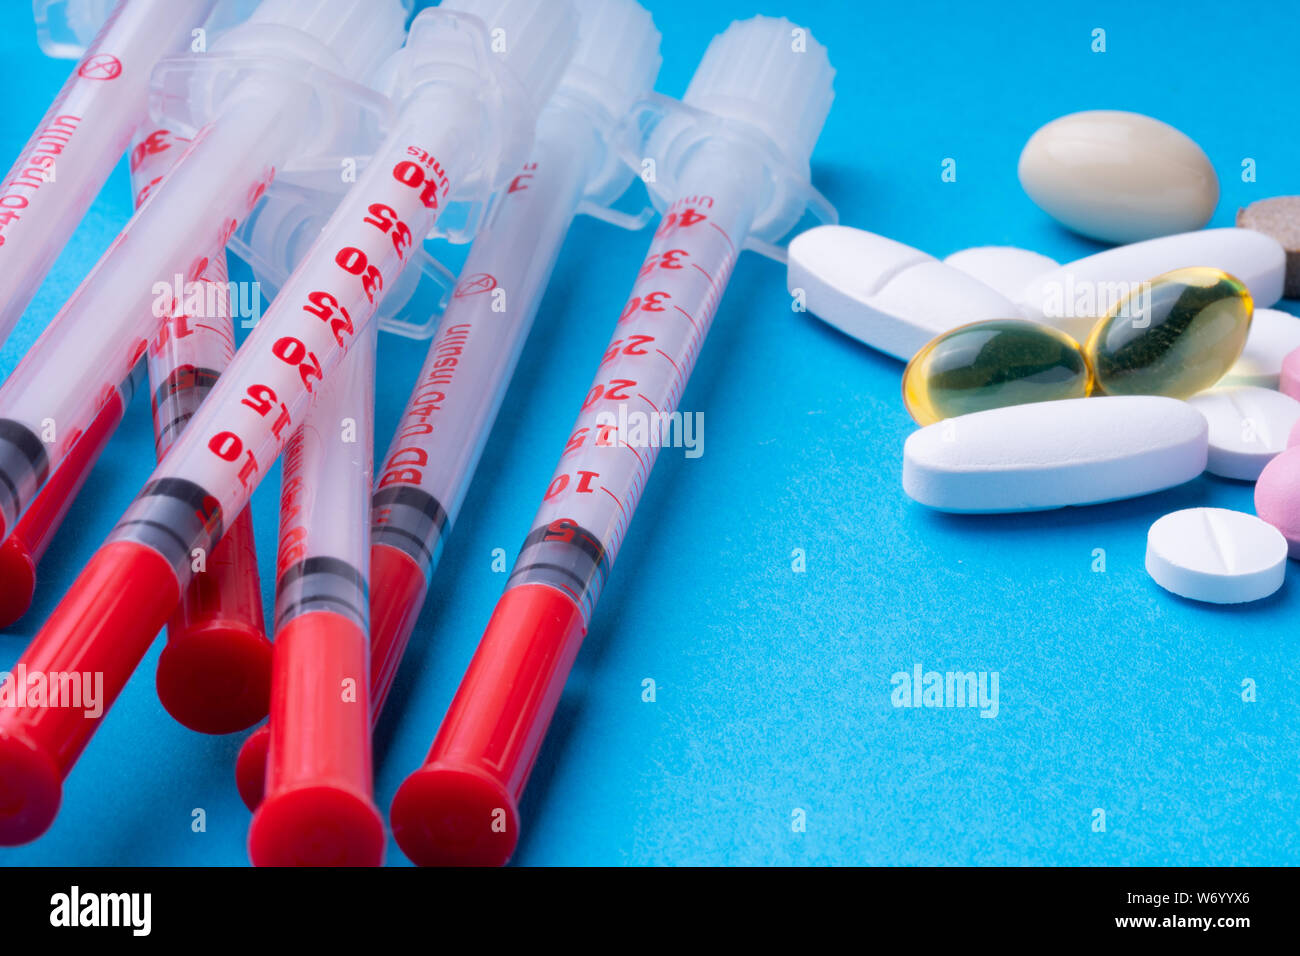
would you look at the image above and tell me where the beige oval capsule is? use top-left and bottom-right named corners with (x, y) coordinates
top-left (1018, 110), bottom-right (1218, 244)
top-left (1085, 267), bottom-right (1252, 399)
top-left (902, 319), bottom-right (1092, 425)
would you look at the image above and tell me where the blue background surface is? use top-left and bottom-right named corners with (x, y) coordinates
top-left (2, 0), bottom-right (1299, 866)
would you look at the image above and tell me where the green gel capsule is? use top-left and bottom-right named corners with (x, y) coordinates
top-left (1085, 267), bottom-right (1253, 398)
top-left (902, 319), bottom-right (1093, 425)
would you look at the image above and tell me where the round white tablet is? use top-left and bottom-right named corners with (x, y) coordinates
top-left (1146, 508), bottom-right (1287, 603)
top-left (1219, 308), bottom-right (1300, 389)
top-left (1187, 386), bottom-right (1300, 480)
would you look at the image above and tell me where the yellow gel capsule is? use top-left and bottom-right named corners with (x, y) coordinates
top-left (902, 319), bottom-right (1093, 425)
top-left (1085, 267), bottom-right (1253, 398)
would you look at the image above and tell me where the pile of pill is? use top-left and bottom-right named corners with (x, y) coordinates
top-left (790, 107), bottom-right (1300, 605)
top-left (4, 0), bottom-right (1299, 875)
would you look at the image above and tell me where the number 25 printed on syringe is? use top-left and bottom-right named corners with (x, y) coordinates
top-left (524, 197), bottom-right (734, 619)
top-left (205, 152), bottom-right (448, 509)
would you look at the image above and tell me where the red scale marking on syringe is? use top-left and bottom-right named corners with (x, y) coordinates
top-left (137, 125), bottom-right (240, 453)
top-left (0, 0), bottom-right (216, 344)
top-left (513, 197), bottom-right (741, 614)
top-left (131, 121), bottom-right (273, 737)
top-left (204, 152), bottom-right (442, 505)
top-left (109, 136), bottom-right (456, 579)
top-left (0, 106), bottom-right (279, 543)
top-left (0, 126), bottom-right (467, 852)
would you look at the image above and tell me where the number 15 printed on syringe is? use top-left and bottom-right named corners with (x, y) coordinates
top-left (514, 194), bottom-right (743, 624)
top-left (117, 141), bottom-right (453, 575)
top-left (206, 152), bottom-right (446, 517)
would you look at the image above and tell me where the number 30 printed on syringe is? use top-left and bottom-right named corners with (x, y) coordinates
top-left (202, 152), bottom-right (449, 516)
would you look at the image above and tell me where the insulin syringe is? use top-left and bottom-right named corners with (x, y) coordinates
top-left (248, 325), bottom-right (380, 866)
top-left (0, 0), bottom-right (403, 550)
top-left (0, 364), bottom-right (142, 628)
top-left (0, 4), bottom-right (260, 643)
top-left (234, 0), bottom-right (663, 810)
top-left (0, 124), bottom-right (272, 736)
top-left (135, 125), bottom-right (270, 736)
top-left (0, 0), bottom-right (575, 848)
top-left (0, 0), bottom-right (218, 348)
top-left (390, 16), bottom-right (837, 867)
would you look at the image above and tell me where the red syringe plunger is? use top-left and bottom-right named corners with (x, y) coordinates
top-left (0, 541), bottom-right (180, 845)
top-left (246, 612), bottom-right (384, 866)
top-left (389, 583), bottom-right (586, 866)
top-left (235, 540), bottom-right (428, 811)
top-left (154, 507), bottom-right (271, 734)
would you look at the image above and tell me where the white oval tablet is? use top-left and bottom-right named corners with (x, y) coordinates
top-left (1219, 308), bottom-right (1300, 388)
top-left (787, 226), bottom-right (1023, 360)
top-left (1017, 228), bottom-right (1285, 342)
top-left (942, 246), bottom-right (1060, 302)
top-left (1146, 508), bottom-right (1286, 604)
top-left (902, 396), bottom-right (1208, 513)
top-left (1187, 386), bottom-right (1300, 480)
top-left (1018, 110), bottom-right (1218, 244)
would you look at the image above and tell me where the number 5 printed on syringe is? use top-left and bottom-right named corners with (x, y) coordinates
top-left (541, 200), bottom-right (732, 576)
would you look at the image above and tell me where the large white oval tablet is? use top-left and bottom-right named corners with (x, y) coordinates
top-left (902, 396), bottom-right (1208, 512)
top-left (788, 226), bottom-right (1023, 360)
top-left (1146, 508), bottom-right (1286, 604)
top-left (1219, 308), bottom-right (1300, 388)
top-left (1187, 386), bottom-right (1300, 480)
top-left (942, 246), bottom-right (1060, 302)
top-left (1017, 228), bottom-right (1285, 342)
top-left (1018, 110), bottom-right (1218, 244)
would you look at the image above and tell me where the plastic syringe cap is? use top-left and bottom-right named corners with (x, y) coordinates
top-left (35, 0), bottom-right (263, 60)
top-left (435, 0), bottom-right (578, 120)
top-left (204, 0), bottom-right (272, 38)
top-left (390, 0), bottom-right (578, 236)
top-left (684, 16), bottom-right (835, 180)
top-left (32, 0), bottom-right (115, 57)
top-left (61, 0), bottom-right (114, 46)
top-left (556, 0), bottom-right (662, 205)
top-left (234, 0), bottom-right (408, 80)
top-left (562, 0), bottom-right (661, 130)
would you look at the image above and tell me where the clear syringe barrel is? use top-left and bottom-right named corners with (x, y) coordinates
top-left (248, 324), bottom-right (381, 866)
top-left (0, 0), bottom-right (218, 347)
top-left (0, 362), bottom-right (141, 629)
top-left (510, 145), bottom-right (762, 620)
top-left (132, 124), bottom-right (270, 737)
top-left (271, 324), bottom-right (375, 640)
top-left (110, 92), bottom-right (474, 585)
top-left (389, 12), bottom-right (833, 867)
top-left (0, 92), bottom-right (290, 544)
top-left (390, 143), bottom-right (767, 868)
top-left (368, 109), bottom-right (599, 717)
